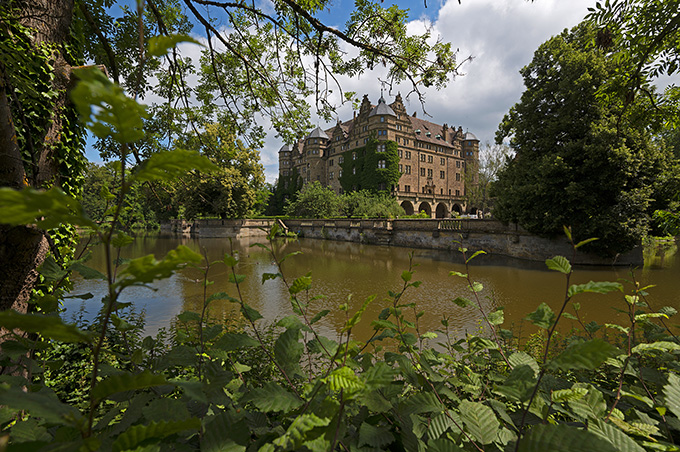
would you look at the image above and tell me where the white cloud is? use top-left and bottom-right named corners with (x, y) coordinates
top-left (257, 0), bottom-right (596, 182)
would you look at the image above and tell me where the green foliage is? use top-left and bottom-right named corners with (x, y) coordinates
top-left (284, 181), bottom-right (341, 218)
top-left (494, 22), bottom-right (675, 256)
top-left (4, 28), bottom-right (680, 452)
top-left (339, 137), bottom-right (400, 193)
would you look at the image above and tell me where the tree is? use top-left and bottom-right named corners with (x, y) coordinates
top-left (340, 190), bottom-right (404, 219)
top-left (174, 123), bottom-right (266, 219)
top-left (284, 181), bottom-right (341, 218)
top-left (463, 142), bottom-right (512, 216)
top-left (494, 22), bottom-right (673, 256)
top-left (1, 0), bottom-right (464, 312)
top-left (587, 0), bottom-right (680, 128)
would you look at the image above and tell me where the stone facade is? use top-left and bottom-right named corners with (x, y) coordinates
top-left (277, 94), bottom-right (480, 218)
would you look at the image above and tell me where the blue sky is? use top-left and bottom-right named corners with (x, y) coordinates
top-left (84, 0), bottom-right (596, 182)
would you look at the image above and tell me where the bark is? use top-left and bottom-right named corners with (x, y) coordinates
top-left (0, 0), bottom-right (75, 314)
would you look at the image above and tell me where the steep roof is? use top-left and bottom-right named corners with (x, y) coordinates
top-left (464, 131), bottom-right (479, 141)
top-left (307, 126), bottom-right (329, 139)
top-left (369, 96), bottom-right (396, 117)
top-left (408, 116), bottom-right (456, 148)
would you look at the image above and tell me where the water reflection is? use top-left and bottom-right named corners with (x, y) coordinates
top-left (64, 235), bottom-right (680, 342)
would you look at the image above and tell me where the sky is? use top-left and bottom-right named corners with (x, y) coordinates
top-left (84, 0), bottom-right (597, 183)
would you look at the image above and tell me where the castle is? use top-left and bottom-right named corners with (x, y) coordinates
top-left (277, 93), bottom-right (480, 218)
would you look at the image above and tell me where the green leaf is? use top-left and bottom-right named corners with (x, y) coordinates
top-left (428, 412), bottom-right (455, 440)
top-left (519, 424), bottom-right (619, 452)
top-left (495, 364), bottom-right (536, 402)
top-left (133, 149), bottom-right (217, 183)
top-left (574, 237), bottom-right (599, 249)
top-left (240, 304), bottom-right (262, 322)
top-left (428, 438), bottom-right (465, 452)
top-left (272, 414), bottom-right (330, 450)
top-left (568, 385), bottom-right (607, 419)
top-left (228, 273), bottom-right (246, 284)
top-left (590, 419), bottom-right (646, 452)
top-left (213, 332), bottom-right (259, 351)
top-left (459, 400), bottom-right (499, 445)
top-left (70, 262), bottom-right (106, 280)
top-left (449, 271), bottom-right (468, 278)
top-left (0, 311), bottom-right (91, 343)
top-left (488, 308), bottom-right (505, 325)
top-left (551, 387), bottom-right (588, 403)
top-left (568, 281), bottom-right (623, 297)
top-left (0, 187), bottom-right (97, 230)
top-left (261, 272), bottom-right (281, 283)
top-left (545, 256), bottom-right (571, 274)
top-left (508, 352), bottom-right (540, 374)
top-left (71, 67), bottom-right (147, 144)
top-left (147, 34), bottom-right (203, 58)
top-left (111, 418), bottom-right (201, 452)
top-left (92, 370), bottom-right (168, 401)
top-left (39, 255), bottom-right (67, 282)
top-left (547, 339), bottom-right (619, 371)
top-left (452, 297), bottom-right (476, 308)
top-left (119, 245), bottom-right (202, 288)
top-left (664, 373), bottom-right (680, 419)
top-left (201, 412), bottom-right (248, 452)
top-left (325, 366), bottom-right (365, 394)
top-left (289, 275), bottom-right (312, 295)
top-left (401, 270), bottom-right (413, 282)
top-left (359, 422), bottom-right (394, 448)
top-left (526, 303), bottom-right (556, 329)
top-left (632, 341), bottom-right (680, 354)
top-left (310, 309), bottom-right (330, 324)
top-left (343, 295), bottom-right (374, 332)
top-left (242, 382), bottom-right (302, 412)
top-left (274, 327), bottom-right (304, 377)
top-left (0, 385), bottom-right (81, 426)
top-left (466, 250), bottom-right (486, 263)
top-left (111, 232), bottom-right (134, 248)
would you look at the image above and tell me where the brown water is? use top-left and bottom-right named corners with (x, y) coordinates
top-left (65, 235), bottom-right (679, 342)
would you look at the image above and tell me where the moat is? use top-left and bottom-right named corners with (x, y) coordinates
top-left (65, 235), bottom-right (680, 341)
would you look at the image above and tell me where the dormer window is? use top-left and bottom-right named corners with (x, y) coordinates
top-left (415, 129), bottom-right (421, 134)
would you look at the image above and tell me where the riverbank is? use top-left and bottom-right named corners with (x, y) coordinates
top-left (161, 218), bottom-right (644, 266)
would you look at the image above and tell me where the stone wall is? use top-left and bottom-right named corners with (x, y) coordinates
top-left (161, 218), bottom-right (643, 265)
top-left (283, 219), bottom-right (643, 266)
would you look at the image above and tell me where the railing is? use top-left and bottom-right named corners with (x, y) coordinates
top-left (438, 219), bottom-right (463, 231)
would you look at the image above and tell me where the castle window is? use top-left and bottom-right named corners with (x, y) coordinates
top-left (378, 160), bottom-right (386, 169)
top-left (456, 161), bottom-right (461, 168)
top-left (405, 185), bottom-right (410, 192)
top-left (399, 164), bottom-right (403, 172)
top-left (420, 154), bottom-right (426, 162)
top-left (398, 149), bottom-right (403, 157)
top-left (339, 169), bottom-right (343, 177)
top-left (339, 156), bottom-right (344, 164)
top-left (420, 168), bottom-right (426, 176)
top-left (352, 167), bottom-right (356, 175)
top-left (380, 116), bottom-right (385, 122)
top-left (377, 144), bottom-right (386, 152)
top-left (329, 171), bottom-right (334, 180)
top-left (329, 159), bottom-right (334, 166)
top-left (405, 165), bottom-right (411, 174)
top-left (427, 169), bottom-right (433, 177)
top-left (364, 138), bottom-right (369, 144)
top-left (352, 152), bottom-right (357, 160)
top-left (456, 173), bottom-right (461, 181)
top-left (456, 189), bottom-right (460, 196)
top-left (405, 151), bottom-right (411, 159)
top-left (428, 155), bottom-right (433, 163)
top-left (441, 158), bottom-right (445, 165)
top-left (440, 171), bottom-right (445, 179)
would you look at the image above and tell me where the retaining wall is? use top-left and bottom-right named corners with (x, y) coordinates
top-left (160, 218), bottom-right (643, 266)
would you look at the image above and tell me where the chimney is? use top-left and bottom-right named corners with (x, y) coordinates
top-left (442, 123), bottom-right (448, 141)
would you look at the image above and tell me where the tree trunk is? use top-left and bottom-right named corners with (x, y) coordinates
top-left (0, 0), bottom-right (75, 316)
